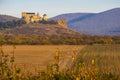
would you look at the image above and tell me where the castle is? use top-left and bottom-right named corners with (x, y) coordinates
top-left (22, 12), bottom-right (47, 23)
top-left (21, 12), bottom-right (67, 28)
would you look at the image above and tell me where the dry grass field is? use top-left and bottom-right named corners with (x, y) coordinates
top-left (78, 44), bottom-right (120, 78)
top-left (2, 45), bottom-right (85, 72)
top-left (1, 44), bottom-right (120, 79)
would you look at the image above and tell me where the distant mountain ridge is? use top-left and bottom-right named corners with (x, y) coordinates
top-left (0, 15), bottom-right (19, 22)
top-left (52, 8), bottom-right (120, 36)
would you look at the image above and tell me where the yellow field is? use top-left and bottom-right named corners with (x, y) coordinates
top-left (1, 45), bottom-right (120, 79)
top-left (2, 45), bottom-right (85, 71)
top-left (77, 44), bottom-right (120, 78)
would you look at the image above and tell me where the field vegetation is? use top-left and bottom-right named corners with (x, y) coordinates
top-left (1, 45), bottom-right (84, 71)
top-left (0, 44), bottom-right (120, 80)
top-left (0, 35), bottom-right (120, 45)
top-left (75, 44), bottom-right (120, 80)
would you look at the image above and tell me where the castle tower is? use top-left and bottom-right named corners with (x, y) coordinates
top-left (43, 14), bottom-right (48, 21)
top-left (22, 12), bottom-right (26, 19)
top-left (37, 13), bottom-right (40, 16)
top-left (37, 13), bottom-right (42, 20)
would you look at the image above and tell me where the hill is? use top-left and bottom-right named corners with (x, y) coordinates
top-left (51, 13), bottom-right (95, 22)
top-left (0, 23), bottom-right (83, 45)
top-left (0, 15), bottom-right (19, 22)
top-left (52, 13), bottom-right (95, 23)
top-left (0, 14), bottom-right (81, 36)
top-left (0, 23), bottom-right (81, 36)
top-left (52, 8), bottom-right (120, 36)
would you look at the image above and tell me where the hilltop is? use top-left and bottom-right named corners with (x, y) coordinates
top-left (0, 11), bottom-right (81, 37)
top-left (0, 23), bottom-right (81, 36)
top-left (52, 8), bottom-right (120, 36)
top-left (0, 23), bottom-right (83, 45)
top-left (0, 15), bottom-right (19, 22)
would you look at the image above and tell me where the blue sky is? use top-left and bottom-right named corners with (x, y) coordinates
top-left (0, 0), bottom-right (120, 18)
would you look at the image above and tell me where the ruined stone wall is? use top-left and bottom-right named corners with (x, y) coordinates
top-left (56, 19), bottom-right (67, 28)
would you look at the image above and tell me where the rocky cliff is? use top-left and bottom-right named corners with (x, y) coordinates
top-left (56, 19), bottom-right (67, 28)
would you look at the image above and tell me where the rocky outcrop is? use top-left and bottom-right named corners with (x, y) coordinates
top-left (56, 19), bottom-right (67, 28)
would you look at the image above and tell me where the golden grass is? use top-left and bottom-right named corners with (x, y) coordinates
top-left (2, 45), bottom-right (85, 71)
top-left (1, 44), bottom-right (120, 79)
top-left (78, 44), bottom-right (120, 77)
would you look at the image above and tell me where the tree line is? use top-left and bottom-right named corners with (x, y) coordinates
top-left (0, 35), bottom-right (120, 45)
top-left (0, 19), bottom-right (60, 29)
top-left (0, 19), bottom-right (26, 29)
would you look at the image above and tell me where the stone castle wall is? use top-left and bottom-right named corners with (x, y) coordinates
top-left (56, 19), bottom-right (67, 28)
top-left (22, 12), bottom-right (67, 28)
top-left (22, 12), bottom-right (41, 23)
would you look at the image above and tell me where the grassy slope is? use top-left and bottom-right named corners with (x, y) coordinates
top-left (0, 23), bottom-right (81, 36)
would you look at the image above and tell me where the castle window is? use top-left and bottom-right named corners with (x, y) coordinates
top-left (26, 13), bottom-right (35, 14)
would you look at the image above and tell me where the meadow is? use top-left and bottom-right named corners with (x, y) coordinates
top-left (0, 44), bottom-right (120, 80)
top-left (1, 45), bottom-right (84, 71)
top-left (78, 44), bottom-right (120, 75)
top-left (75, 44), bottom-right (120, 80)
